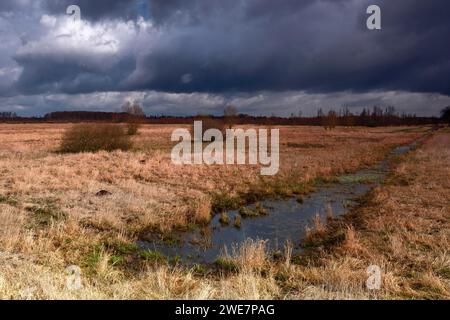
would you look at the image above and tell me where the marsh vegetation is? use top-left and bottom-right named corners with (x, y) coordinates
top-left (0, 123), bottom-right (447, 299)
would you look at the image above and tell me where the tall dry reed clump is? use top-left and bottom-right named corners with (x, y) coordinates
top-left (126, 117), bottom-right (143, 136)
top-left (126, 122), bottom-right (141, 136)
top-left (59, 124), bottom-right (132, 153)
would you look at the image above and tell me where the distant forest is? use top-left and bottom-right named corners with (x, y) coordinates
top-left (0, 106), bottom-right (445, 127)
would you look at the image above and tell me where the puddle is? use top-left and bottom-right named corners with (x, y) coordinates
top-left (138, 142), bottom-right (416, 264)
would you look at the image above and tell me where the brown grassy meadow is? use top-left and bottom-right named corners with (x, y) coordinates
top-left (0, 123), bottom-right (447, 299)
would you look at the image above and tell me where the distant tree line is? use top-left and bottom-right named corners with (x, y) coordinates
top-left (312, 106), bottom-right (435, 128)
top-left (43, 111), bottom-right (146, 122)
top-left (0, 112), bottom-right (18, 119)
top-left (1, 105), bottom-right (448, 127)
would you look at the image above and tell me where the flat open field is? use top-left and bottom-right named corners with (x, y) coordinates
top-left (0, 123), bottom-right (448, 299)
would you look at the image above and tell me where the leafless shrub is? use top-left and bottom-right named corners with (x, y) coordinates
top-left (60, 124), bottom-right (132, 153)
top-left (121, 101), bottom-right (145, 116)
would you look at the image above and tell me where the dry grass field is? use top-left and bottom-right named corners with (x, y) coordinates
top-left (0, 123), bottom-right (447, 299)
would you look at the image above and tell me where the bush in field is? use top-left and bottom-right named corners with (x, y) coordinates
top-left (60, 124), bottom-right (132, 153)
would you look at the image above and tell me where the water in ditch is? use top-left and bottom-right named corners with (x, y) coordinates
top-left (138, 142), bottom-right (417, 264)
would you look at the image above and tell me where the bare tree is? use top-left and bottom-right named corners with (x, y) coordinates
top-left (121, 101), bottom-right (145, 135)
top-left (224, 105), bottom-right (238, 117)
top-left (224, 105), bottom-right (238, 128)
top-left (122, 101), bottom-right (145, 116)
top-left (322, 109), bottom-right (338, 130)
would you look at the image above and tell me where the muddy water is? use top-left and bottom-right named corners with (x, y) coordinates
top-left (139, 143), bottom-right (417, 264)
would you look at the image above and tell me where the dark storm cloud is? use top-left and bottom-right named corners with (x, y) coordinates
top-left (146, 0), bottom-right (315, 25)
top-left (0, 0), bottom-right (32, 12)
top-left (42, 0), bottom-right (141, 20)
top-left (14, 49), bottom-right (136, 95)
top-left (125, 0), bottom-right (450, 96)
top-left (351, 0), bottom-right (450, 95)
top-left (2, 0), bottom-right (450, 99)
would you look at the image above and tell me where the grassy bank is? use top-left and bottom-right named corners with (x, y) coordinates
top-left (290, 129), bottom-right (450, 299)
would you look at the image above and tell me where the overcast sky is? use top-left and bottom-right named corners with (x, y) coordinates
top-left (0, 0), bottom-right (449, 117)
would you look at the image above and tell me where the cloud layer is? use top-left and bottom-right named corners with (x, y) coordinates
top-left (0, 0), bottom-right (449, 116)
